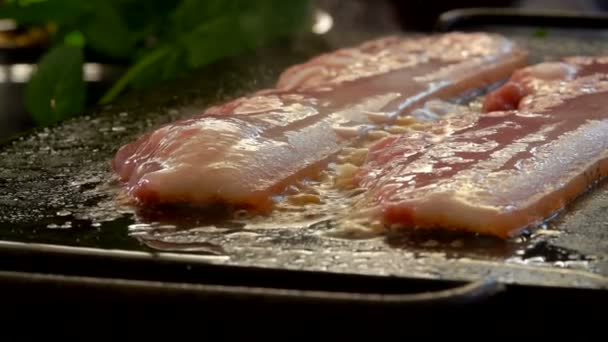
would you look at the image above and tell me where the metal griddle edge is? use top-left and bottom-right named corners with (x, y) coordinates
top-left (0, 8), bottom-right (607, 330)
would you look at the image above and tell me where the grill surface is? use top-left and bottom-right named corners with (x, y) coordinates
top-left (1, 23), bottom-right (607, 289)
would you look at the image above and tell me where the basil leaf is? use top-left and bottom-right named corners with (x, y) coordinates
top-left (171, 0), bottom-right (228, 34)
top-left (100, 45), bottom-right (172, 104)
top-left (181, 0), bottom-right (311, 68)
top-left (5, 0), bottom-right (314, 113)
top-left (0, 0), bottom-right (90, 26)
top-left (63, 30), bottom-right (86, 47)
top-left (25, 45), bottom-right (85, 125)
top-left (80, 2), bottom-right (133, 58)
top-left (181, 15), bottom-right (241, 68)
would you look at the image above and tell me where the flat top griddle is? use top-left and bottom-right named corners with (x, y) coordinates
top-left (1, 9), bottom-right (608, 295)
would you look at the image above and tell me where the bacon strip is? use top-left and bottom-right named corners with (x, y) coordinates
top-left (483, 56), bottom-right (608, 111)
top-left (113, 33), bottom-right (527, 209)
top-left (356, 57), bottom-right (608, 238)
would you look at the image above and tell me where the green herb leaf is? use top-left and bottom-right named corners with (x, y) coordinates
top-left (181, 0), bottom-right (312, 68)
top-left (25, 45), bottom-right (85, 125)
top-left (63, 30), bottom-right (86, 47)
top-left (3, 0), bottom-right (314, 123)
top-left (80, 2), bottom-right (133, 58)
top-left (0, 0), bottom-right (90, 26)
top-left (114, 0), bottom-right (179, 34)
top-left (171, 0), bottom-right (228, 34)
top-left (181, 15), bottom-right (242, 68)
top-left (100, 45), bottom-right (172, 104)
top-left (129, 47), bottom-right (184, 87)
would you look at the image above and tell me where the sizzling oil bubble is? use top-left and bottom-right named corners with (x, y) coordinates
top-left (56, 210), bottom-right (71, 217)
top-left (46, 221), bottom-right (72, 229)
top-left (505, 240), bottom-right (596, 271)
top-left (128, 223), bottom-right (152, 232)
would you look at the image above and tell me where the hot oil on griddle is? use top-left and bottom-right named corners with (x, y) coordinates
top-left (1, 27), bottom-right (608, 289)
top-left (116, 94), bottom-right (596, 269)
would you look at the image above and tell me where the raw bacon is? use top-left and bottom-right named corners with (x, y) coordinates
top-left (356, 57), bottom-right (608, 238)
top-left (112, 32), bottom-right (527, 209)
top-left (483, 56), bottom-right (608, 111)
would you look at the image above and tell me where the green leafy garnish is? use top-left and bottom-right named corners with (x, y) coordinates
top-left (63, 30), bottom-right (85, 48)
top-left (24, 45), bottom-right (85, 125)
top-left (0, 0), bottom-right (313, 125)
top-left (80, 3), bottom-right (133, 58)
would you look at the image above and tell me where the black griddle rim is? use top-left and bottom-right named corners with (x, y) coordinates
top-left (435, 7), bottom-right (608, 31)
top-left (1, 237), bottom-right (606, 308)
top-left (0, 239), bottom-right (507, 306)
top-left (1, 239), bottom-right (607, 309)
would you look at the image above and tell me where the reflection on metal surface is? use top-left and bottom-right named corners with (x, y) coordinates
top-left (9, 63), bottom-right (33, 83)
top-left (83, 63), bottom-right (103, 82)
top-left (0, 19), bottom-right (17, 32)
top-left (0, 63), bottom-right (106, 83)
top-left (312, 9), bottom-right (333, 34)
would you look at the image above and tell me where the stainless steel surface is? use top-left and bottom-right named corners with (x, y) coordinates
top-left (1, 23), bottom-right (607, 289)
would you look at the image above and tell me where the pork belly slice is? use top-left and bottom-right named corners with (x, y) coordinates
top-left (483, 56), bottom-right (608, 111)
top-left (356, 57), bottom-right (608, 238)
top-left (113, 32), bottom-right (527, 209)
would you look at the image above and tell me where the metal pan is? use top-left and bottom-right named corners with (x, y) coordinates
top-left (0, 7), bottom-right (608, 310)
top-left (436, 7), bottom-right (608, 31)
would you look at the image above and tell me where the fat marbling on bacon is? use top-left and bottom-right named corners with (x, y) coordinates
top-left (355, 57), bottom-right (608, 238)
top-left (112, 32), bottom-right (527, 210)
